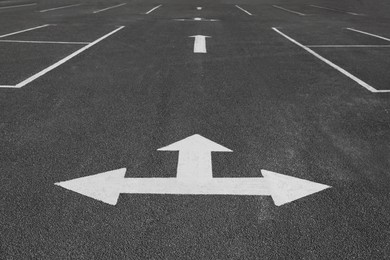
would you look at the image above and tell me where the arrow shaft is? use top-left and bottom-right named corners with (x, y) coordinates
top-left (120, 178), bottom-right (270, 195)
top-left (193, 36), bottom-right (207, 53)
top-left (176, 150), bottom-right (213, 181)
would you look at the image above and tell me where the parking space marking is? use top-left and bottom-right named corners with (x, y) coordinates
top-left (0, 39), bottom-right (89, 44)
top-left (273, 27), bottom-right (390, 93)
top-left (272, 5), bottom-right (308, 16)
top-left (197, 7), bottom-right (202, 10)
top-left (235, 5), bottom-right (253, 16)
top-left (145, 4), bottom-right (162, 14)
top-left (0, 3), bottom-right (36, 10)
top-left (309, 5), bottom-right (364, 16)
top-left (0, 26), bottom-right (125, 89)
top-left (38, 4), bottom-right (81, 13)
top-left (93, 3), bottom-right (126, 14)
top-left (190, 35), bottom-right (210, 53)
top-left (346, 28), bottom-right (390, 42)
top-left (0, 24), bottom-right (50, 39)
top-left (307, 45), bottom-right (390, 48)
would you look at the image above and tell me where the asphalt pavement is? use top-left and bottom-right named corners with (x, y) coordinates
top-left (0, 0), bottom-right (390, 259)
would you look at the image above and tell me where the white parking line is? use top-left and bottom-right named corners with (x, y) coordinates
top-left (0, 39), bottom-right (89, 44)
top-left (39, 4), bottom-right (81, 13)
top-left (272, 5), bottom-right (308, 16)
top-left (0, 26), bottom-right (125, 89)
top-left (235, 5), bottom-right (252, 16)
top-left (197, 7), bottom-right (202, 10)
top-left (309, 5), bottom-right (364, 16)
top-left (0, 3), bottom-right (36, 10)
top-left (346, 28), bottom-right (390, 42)
top-left (93, 3), bottom-right (126, 14)
top-left (0, 24), bottom-right (50, 39)
top-left (307, 44), bottom-right (390, 48)
top-left (145, 4), bottom-right (162, 14)
top-left (272, 27), bottom-right (389, 93)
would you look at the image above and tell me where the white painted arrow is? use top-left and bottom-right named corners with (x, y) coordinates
top-left (158, 134), bottom-right (232, 182)
top-left (55, 168), bottom-right (330, 206)
top-left (55, 134), bottom-right (331, 206)
top-left (189, 35), bottom-right (210, 53)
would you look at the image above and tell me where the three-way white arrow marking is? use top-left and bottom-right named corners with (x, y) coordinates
top-left (55, 134), bottom-right (331, 206)
top-left (189, 35), bottom-right (210, 53)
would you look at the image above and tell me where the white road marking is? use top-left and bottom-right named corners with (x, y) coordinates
top-left (307, 44), bottom-right (390, 48)
top-left (197, 7), bottom-right (202, 10)
top-left (235, 5), bottom-right (253, 16)
top-left (272, 5), bottom-right (308, 16)
top-left (93, 3), bottom-right (126, 14)
top-left (272, 27), bottom-right (390, 93)
top-left (0, 3), bottom-right (36, 10)
top-left (38, 4), bottom-right (81, 13)
top-left (145, 4), bottom-right (162, 14)
top-left (309, 5), bottom-right (364, 16)
top-left (346, 28), bottom-right (390, 42)
top-left (0, 24), bottom-right (50, 39)
top-left (0, 26), bottom-right (124, 89)
top-left (0, 39), bottom-right (89, 44)
top-left (55, 134), bottom-right (331, 206)
top-left (158, 134), bottom-right (232, 182)
top-left (189, 35), bottom-right (210, 53)
top-left (174, 18), bottom-right (219, 22)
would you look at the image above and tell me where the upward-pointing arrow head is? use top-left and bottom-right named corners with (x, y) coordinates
top-left (158, 134), bottom-right (232, 152)
top-left (261, 170), bottom-right (331, 206)
top-left (189, 35), bottom-right (211, 38)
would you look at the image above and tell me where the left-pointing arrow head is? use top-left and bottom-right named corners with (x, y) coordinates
top-left (55, 168), bottom-right (126, 205)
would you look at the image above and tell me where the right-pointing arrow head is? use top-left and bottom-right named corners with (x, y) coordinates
top-left (55, 168), bottom-right (126, 205)
top-left (262, 170), bottom-right (331, 206)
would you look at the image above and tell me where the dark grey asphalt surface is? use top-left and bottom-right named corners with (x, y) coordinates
top-left (1, 0), bottom-right (390, 259)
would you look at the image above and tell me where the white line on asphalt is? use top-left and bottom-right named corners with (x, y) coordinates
top-left (145, 4), bottom-right (162, 14)
top-left (309, 5), bottom-right (364, 16)
top-left (39, 4), bottom-right (81, 13)
top-left (272, 5), bottom-right (308, 16)
top-left (346, 28), bottom-right (390, 42)
top-left (0, 26), bottom-right (125, 89)
top-left (0, 3), bottom-right (36, 10)
top-left (307, 44), bottom-right (390, 48)
top-left (93, 3), bottom-right (126, 14)
top-left (0, 24), bottom-right (50, 39)
top-left (0, 39), bottom-right (89, 44)
top-left (197, 7), bottom-right (202, 10)
top-left (235, 5), bottom-right (252, 16)
top-left (272, 27), bottom-right (389, 93)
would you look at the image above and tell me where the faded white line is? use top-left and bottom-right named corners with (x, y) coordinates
top-left (235, 5), bottom-right (252, 16)
top-left (272, 27), bottom-right (388, 93)
top-left (307, 44), bottom-right (390, 48)
top-left (145, 4), bottom-right (162, 14)
top-left (4, 26), bottom-right (125, 89)
top-left (272, 5), bottom-right (308, 16)
top-left (346, 28), bottom-right (390, 42)
top-left (39, 3), bottom-right (81, 13)
top-left (93, 3), bottom-right (126, 14)
top-left (0, 39), bottom-right (89, 44)
top-left (309, 5), bottom-right (364, 16)
top-left (197, 7), bottom-right (202, 10)
top-left (0, 24), bottom-right (50, 39)
top-left (0, 3), bottom-right (36, 10)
